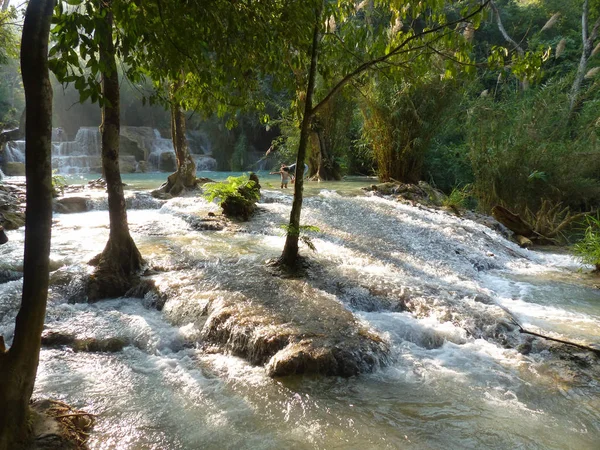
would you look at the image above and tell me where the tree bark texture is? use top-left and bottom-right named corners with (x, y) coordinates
top-left (88, 3), bottom-right (143, 301)
top-left (311, 118), bottom-right (342, 181)
top-left (151, 79), bottom-right (196, 198)
top-left (280, 6), bottom-right (322, 267)
top-left (0, 1), bottom-right (54, 448)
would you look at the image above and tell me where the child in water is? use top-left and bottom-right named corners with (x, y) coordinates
top-left (270, 164), bottom-right (291, 189)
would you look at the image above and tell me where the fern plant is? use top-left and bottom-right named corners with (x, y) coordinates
top-left (573, 214), bottom-right (600, 272)
top-left (203, 174), bottom-right (259, 205)
top-left (280, 224), bottom-right (321, 252)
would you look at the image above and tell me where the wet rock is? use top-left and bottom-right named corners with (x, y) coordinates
top-left (194, 285), bottom-right (390, 378)
top-left (196, 177), bottom-right (215, 186)
top-left (136, 160), bottom-right (149, 173)
top-left (53, 196), bottom-right (89, 214)
top-left (0, 268), bottom-right (22, 283)
top-left (125, 278), bottom-right (167, 310)
top-left (0, 210), bottom-right (25, 229)
top-left (363, 181), bottom-right (446, 207)
top-left (220, 173), bottom-right (261, 221)
top-left (0, 183), bottom-right (26, 229)
top-left (159, 152), bottom-right (177, 172)
top-left (41, 330), bottom-right (127, 352)
top-left (4, 161), bottom-right (25, 176)
top-left (30, 399), bottom-right (94, 450)
top-left (196, 155), bottom-right (218, 171)
top-left (184, 215), bottom-right (226, 231)
top-left (119, 155), bottom-right (137, 173)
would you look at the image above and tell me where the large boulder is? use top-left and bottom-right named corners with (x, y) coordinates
top-left (159, 152), bottom-right (177, 172)
top-left (162, 272), bottom-right (390, 378)
top-left (195, 155), bottom-right (217, 171)
top-left (3, 161), bottom-right (25, 176)
top-left (119, 155), bottom-right (137, 173)
top-left (53, 196), bottom-right (89, 214)
top-left (364, 181), bottom-right (446, 207)
top-left (0, 183), bottom-right (25, 229)
top-left (220, 173), bottom-right (261, 221)
top-left (119, 135), bottom-right (146, 161)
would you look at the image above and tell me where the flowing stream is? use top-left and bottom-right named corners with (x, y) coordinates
top-left (0, 172), bottom-right (599, 449)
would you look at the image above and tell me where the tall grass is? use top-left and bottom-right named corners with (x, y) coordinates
top-left (466, 77), bottom-right (600, 216)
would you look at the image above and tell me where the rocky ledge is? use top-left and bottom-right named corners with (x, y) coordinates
top-left (162, 271), bottom-right (390, 378)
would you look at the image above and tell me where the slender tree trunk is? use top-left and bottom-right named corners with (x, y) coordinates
top-left (87, 2), bottom-right (143, 301)
top-left (0, 1), bottom-right (54, 448)
top-left (151, 79), bottom-right (196, 198)
top-left (569, 0), bottom-right (600, 115)
top-left (489, 0), bottom-right (528, 91)
top-left (279, 6), bottom-right (321, 268)
top-left (313, 126), bottom-right (341, 181)
top-left (1, 0), bottom-right (10, 12)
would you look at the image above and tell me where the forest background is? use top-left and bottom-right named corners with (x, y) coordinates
top-left (1, 0), bottom-right (600, 225)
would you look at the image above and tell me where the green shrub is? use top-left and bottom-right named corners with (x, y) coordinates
top-left (442, 185), bottom-right (473, 210)
top-left (203, 174), bottom-right (260, 220)
top-left (52, 170), bottom-right (67, 197)
top-left (573, 214), bottom-right (600, 271)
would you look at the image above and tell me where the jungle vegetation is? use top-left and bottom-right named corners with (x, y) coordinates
top-left (0, 0), bottom-right (600, 447)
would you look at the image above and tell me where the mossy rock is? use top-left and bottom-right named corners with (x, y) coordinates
top-left (3, 161), bottom-right (25, 176)
top-left (119, 155), bottom-right (137, 173)
top-left (0, 211), bottom-right (25, 229)
top-left (53, 196), bottom-right (89, 214)
top-left (159, 152), bottom-right (177, 172)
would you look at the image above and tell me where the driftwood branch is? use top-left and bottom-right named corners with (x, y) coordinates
top-left (497, 302), bottom-right (600, 356)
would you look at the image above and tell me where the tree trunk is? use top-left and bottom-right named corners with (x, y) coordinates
top-left (279, 6), bottom-right (321, 268)
top-left (152, 79), bottom-right (197, 198)
top-left (1, 0), bottom-right (10, 12)
top-left (313, 126), bottom-right (341, 181)
top-left (0, 1), bottom-right (54, 448)
top-left (87, 2), bottom-right (143, 302)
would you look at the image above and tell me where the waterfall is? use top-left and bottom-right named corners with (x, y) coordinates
top-left (2, 141), bottom-right (26, 163)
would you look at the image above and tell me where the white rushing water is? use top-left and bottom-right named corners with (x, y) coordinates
top-left (0, 176), bottom-right (599, 449)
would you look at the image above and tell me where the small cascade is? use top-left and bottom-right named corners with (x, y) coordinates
top-left (2, 141), bottom-right (26, 163)
top-left (148, 136), bottom-right (176, 171)
top-left (2, 126), bottom-right (219, 175)
top-left (194, 155), bottom-right (218, 171)
top-left (52, 127), bottom-right (102, 174)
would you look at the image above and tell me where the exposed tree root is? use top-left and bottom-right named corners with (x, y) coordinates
top-left (30, 399), bottom-right (94, 449)
top-left (151, 170), bottom-right (197, 199)
top-left (87, 236), bottom-right (143, 302)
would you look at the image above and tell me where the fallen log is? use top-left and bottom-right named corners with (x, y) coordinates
top-left (492, 205), bottom-right (535, 237)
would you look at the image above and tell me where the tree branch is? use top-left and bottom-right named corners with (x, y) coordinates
top-left (311, 0), bottom-right (491, 116)
top-left (490, 0), bottom-right (524, 56)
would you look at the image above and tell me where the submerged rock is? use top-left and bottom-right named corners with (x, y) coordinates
top-left (41, 330), bottom-right (127, 352)
top-left (164, 280), bottom-right (390, 378)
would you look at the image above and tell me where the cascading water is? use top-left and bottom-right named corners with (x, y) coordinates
top-left (52, 127), bottom-right (102, 173)
top-left (0, 178), bottom-right (598, 449)
top-left (2, 140), bottom-right (26, 163)
top-left (0, 126), bottom-right (219, 174)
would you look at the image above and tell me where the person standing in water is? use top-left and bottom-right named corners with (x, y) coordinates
top-left (270, 164), bottom-right (291, 189)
